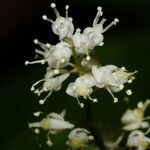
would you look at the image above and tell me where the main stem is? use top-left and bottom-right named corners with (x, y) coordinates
top-left (85, 101), bottom-right (105, 150)
top-left (64, 37), bottom-right (105, 149)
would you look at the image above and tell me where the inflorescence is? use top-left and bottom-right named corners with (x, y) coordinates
top-left (26, 2), bottom-right (150, 149)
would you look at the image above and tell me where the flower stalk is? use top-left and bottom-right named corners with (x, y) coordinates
top-left (85, 100), bottom-right (106, 150)
top-left (65, 37), bottom-right (105, 149)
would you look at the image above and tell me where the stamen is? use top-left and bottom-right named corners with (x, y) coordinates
top-left (109, 83), bottom-right (124, 90)
top-left (102, 18), bottom-right (119, 33)
top-left (34, 39), bottom-right (50, 51)
top-left (89, 97), bottom-right (98, 103)
top-left (33, 111), bottom-right (42, 117)
top-left (35, 49), bottom-right (45, 56)
top-left (37, 88), bottom-right (45, 96)
top-left (106, 87), bottom-right (118, 103)
top-left (25, 60), bottom-right (45, 65)
top-left (34, 89), bottom-right (40, 94)
top-left (31, 79), bottom-right (45, 91)
top-left (47, 132), bottom-right (53, 146)
top-left (76, 98), bottom-right (84, 108)
top-left (100, 18), bottom-right (107, 26)
top-left (144, 128), bottom-right (150, 135)
top-left (50, 3), bottom-right (60, 18)
top-left (93, 6), bottom-right (103, 27)
top-left (65, 5), bottom-right (69, 18)
top-left (42, 15), bottom-right (54, 23)
top-left (39, 91), bottom-right (52, 105)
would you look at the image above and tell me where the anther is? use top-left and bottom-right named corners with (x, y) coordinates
top-left (39, 100), bottom-right (44, 105)
top-left (42, 15), bottom-right (47, 20)
top-left (25, 61), bottom-right (29, 65)
top-left (33, 111), bottom-right (41, 117)
top-left (86, 56), bottom-right (91, 61)
top-left (126, 89), bottom-right (132, 96)
top-left (114, 98), bottom-right (118, 103)
top-left (65, 5), bottom-right (69, 18)
top-left (34, 39), bottom-right (38, 44)
top-left (100, 42), bottom-right (104, 46)
top-left (34, 128), bottom-right (40, 134)
top-left (42, 15), bottom-right (54, 23)
top-left (51, 3), bottom-right (56, 8)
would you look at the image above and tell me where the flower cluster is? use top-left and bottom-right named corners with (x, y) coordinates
top-left (25, 2), bottom-right (136, 107)
top-left (121, 99), bottom-right (150, 131)
top-left (29, 110), bottom-right (74, 146)
top-left (106, 100), bottom-right (150, 150)
top-left (122, 100), bottom-right (150, 150)
top-left (29, 110), bottom-right (94, 148)
top-left (26, 2), bottom-right (149, 150)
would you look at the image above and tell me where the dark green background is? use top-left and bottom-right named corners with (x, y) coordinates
top-left (0, 0), bottom-right (150, 149)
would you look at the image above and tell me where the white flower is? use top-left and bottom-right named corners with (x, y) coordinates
top-left (66, 128), bottom-right (94, 149)
top-left (127, 130), bottom-right (150, 150)
top-left (25, 40), bottom-right (72, 74)
top-left (42, 3), bottom-right (74, 40)
top-left (52, 42), bottom-right (72, 66)
top-left (72, 29), bottom-right (94, 57)
top-left (121, 100), bottom-right (150, 131)
top-left (66, 74), bottom-right (97, 107)
top-left (29, 110), bottom-right (74, 146)
top-left (83, 7), bottom-right (119, 48)
top-left (31, 69), bottom-right (70, 105)
top-left (92, 65), bottom-right (137, 103)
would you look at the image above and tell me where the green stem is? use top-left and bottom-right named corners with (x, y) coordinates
top-left (64, 37), bottom-right (105, 150)
top-left (64, 37), bottom-right (84, 76)
top-left (85, 101), bottom-right (106, 150)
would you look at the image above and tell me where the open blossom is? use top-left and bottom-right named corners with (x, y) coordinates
top-left (66, 74), bottom-right (97, 107)
top-left (42, 3), bottom-right (74, 40)
top-left (72, 7), bottom-right (119, 59)
top-left (31, 69), bottom-right (70, 105)
top-left (127, 130), bottom-right (150, 150)
top-left (66, 128), bottom-right (94, 149)
top-left (72, 29), bottom-right (94, 57)
top-left (83, 7), bottom-right (119, 48)
top-left (121, 100), bottom-right (150, 131)
top-left (29, 110), bottom-right (74, 146)
top-left (25, 40), bottom-right (72, 73)
top-left (92, 65), bottom-right (137, 102)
